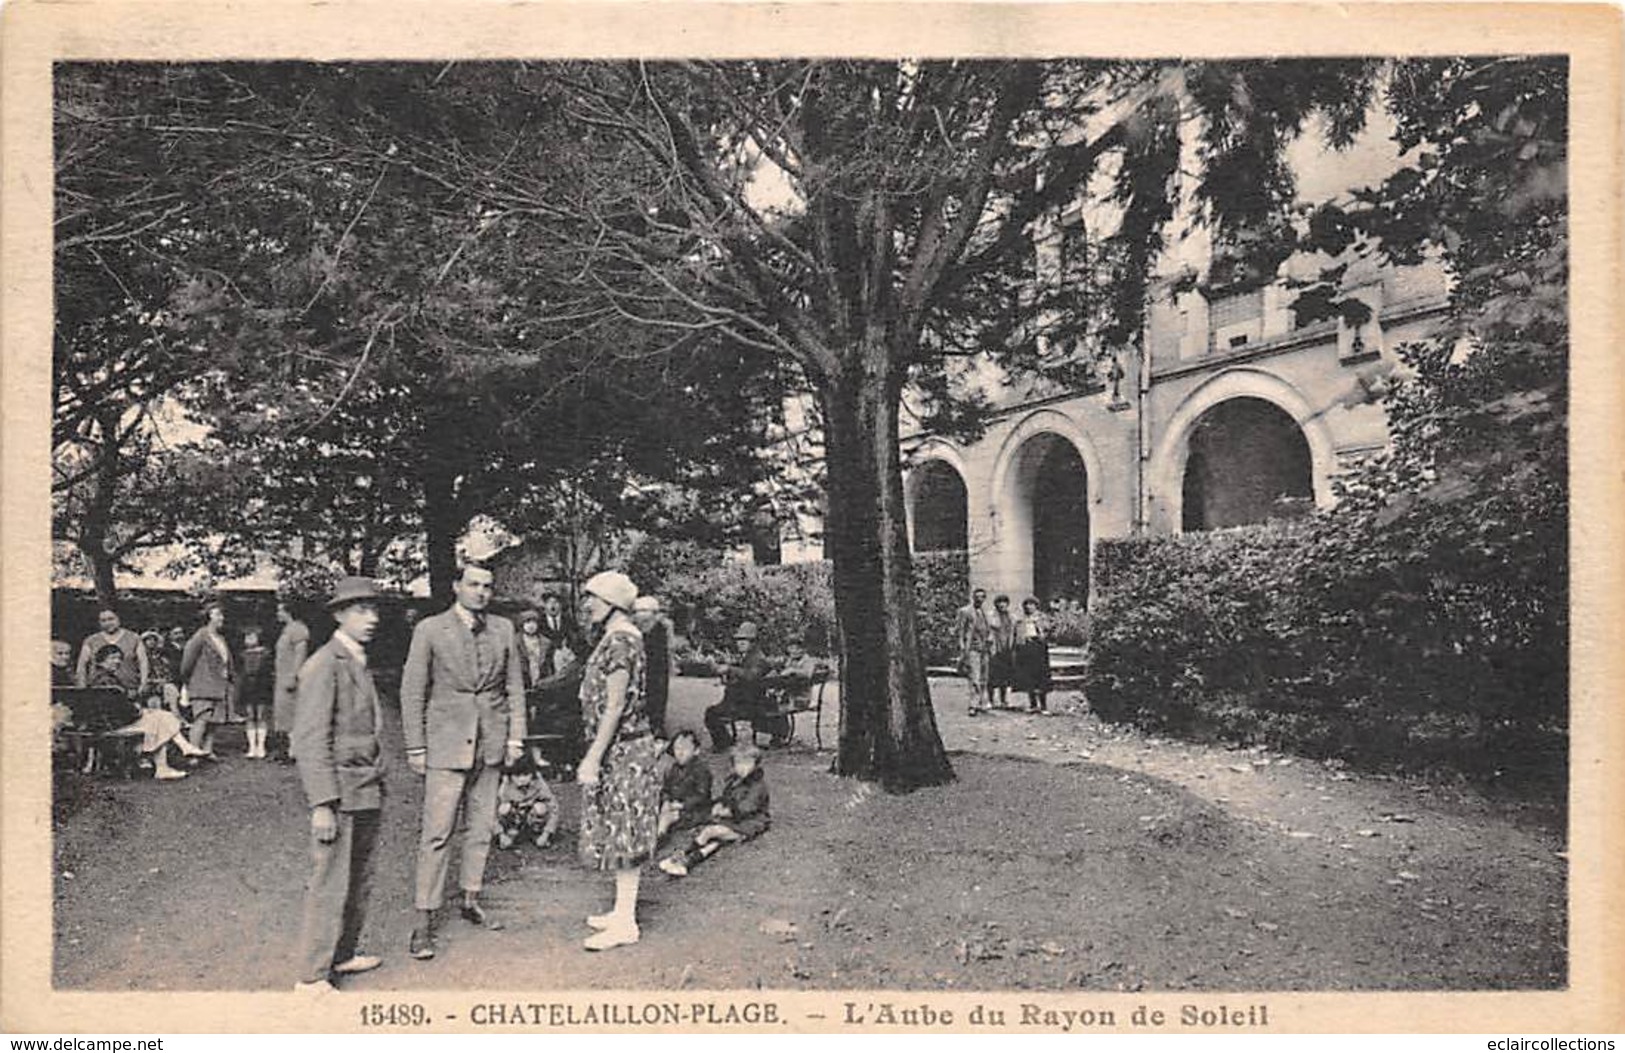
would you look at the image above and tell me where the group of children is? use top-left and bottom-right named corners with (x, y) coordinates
top-left (488, 728), bottom-right (770, 878)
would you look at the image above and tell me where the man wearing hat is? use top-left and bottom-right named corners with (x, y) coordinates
top-left (702, 622), bottom-right (772, 752)
top-left (292, 576), bottom-right (387, 993)
top-left (400, 561), bottom-right (526, 960)
top-left (630, 596), bottom-right (672, 737)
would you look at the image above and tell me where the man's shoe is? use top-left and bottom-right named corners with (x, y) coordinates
top-left (294, 979), bottom-right (335, 994)
top-left (583, 924), bottom-right (640, 951)
top-left (408, 928), bottom-right (436, 960)
top-left (658, 857), bottom-right (688, 878)
top-left (460, 901), bottom-right (505, 930)
top-left (333, 954), bottom-right (382, 975)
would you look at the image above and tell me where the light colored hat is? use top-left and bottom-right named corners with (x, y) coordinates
top-left (582, 571), bottom-right (637, 611)
top-left (733, 622), bottom-right (759, 641)
top-left (326, 576), bottom-right (382, 611)
top-left (631, 596), bottom-right (661, 614)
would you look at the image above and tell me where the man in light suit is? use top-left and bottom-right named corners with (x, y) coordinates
top-left (401, 562), bottom-right (525, 960)
top-left (292, 577), bottom-right (386, 993)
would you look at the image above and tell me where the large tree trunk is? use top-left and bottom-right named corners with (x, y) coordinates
top-left (822, 362), bottom-right (954, 791)
top-left (422, 464), bottom-right (463, 606)
top-left (82, 410), bottom-right (122, 607)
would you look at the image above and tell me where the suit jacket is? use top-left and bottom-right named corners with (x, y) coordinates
top-left (179, 628), bottom-right (237, 702)
top-left (292, 636), bottom-right (384, 812)
top-left (399, 606), bottom-right (526, 770)
top-left (954, 604), bottom-right (992, 656)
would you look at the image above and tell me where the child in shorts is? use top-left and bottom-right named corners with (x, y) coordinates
top-left (495, 754), bottom-right (560, 849)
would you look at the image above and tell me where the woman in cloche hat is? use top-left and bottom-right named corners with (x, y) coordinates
top-left (573, 570), bottom-right (660, 951)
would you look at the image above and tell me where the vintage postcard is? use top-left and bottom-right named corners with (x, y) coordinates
top-left (3, 0), bottom-right (1621, 1037)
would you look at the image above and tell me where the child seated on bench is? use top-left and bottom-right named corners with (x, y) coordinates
top-left (494, 753), bottom-right (559, 849)
top-left (657, 730), bottom-right (713, 839)
top-left (658, 742), bottom-right (769, 877)
top-left (86, 644), bottom-right (206, 779)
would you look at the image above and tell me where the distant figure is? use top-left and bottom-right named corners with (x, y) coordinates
top-left (987, 594), bottom-right (1017, 710)
top-left (1013, 598), bottom-right (1053, 714)
top-left (272, 600), bottom-right (312, 765)
top-left (537, 592), bottom-right (582, 676)
top-left (50, 639), bottom-right (76, 688)
top-left (240, 626), bottom-right (273, 759)
top-left (702, 622), bottom-right (773, 751)
top-left (954, 588), bottom-right (992, 716)
top-left (86, 643), bottom-right (206, 779)
top-left (76, 606), bottom-right (149, 696)
top-left (292, 576), bottom-right (387, 993)
top-left (179, 601), bottom-right (236, 759)
top-left (658, 742), bottom-right (770, 878)
top-left (630, 596), bottom-right (672, 737)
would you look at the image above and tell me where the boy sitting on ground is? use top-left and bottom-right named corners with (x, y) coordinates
top-left (658, 742), bottom-right (769, 877)
top-left (495, 753), bottom-right (559, 849)
top-left (657, 730), bottom-right (713, 840)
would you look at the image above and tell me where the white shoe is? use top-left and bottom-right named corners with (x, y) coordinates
top-left (333, 954), bottom-right (382, 975)
top-left (294, 979), bottom-right (335, 994)
top-left (155, 768), bottom-right (188, 781)
top-left (658, 857), bottom-right (688, 877)
top-left (583, 924), bottom-right (639, 951)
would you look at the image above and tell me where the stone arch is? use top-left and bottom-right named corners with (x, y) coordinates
top-left (904, 440), bottom-right (972, 550)
top-left (987, 409), bottom-right (1104, 604)
top-left (904, 455), bottom-right (969, 554)
top-left (1148, 368), bottom-right (1336, 534)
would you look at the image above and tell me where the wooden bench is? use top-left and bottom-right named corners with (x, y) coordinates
top-left (730, 670), bottom-right (831, 750)
top-left (53, 688), bottom-right (147, 779)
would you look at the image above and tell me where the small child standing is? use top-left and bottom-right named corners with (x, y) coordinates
top-left (657, 730), bottom-right (713, 839)
top-left (240, 627), bottom-right (273, 758)
top-left (495, 755), bottom-right (560, 849)
top-left (658, 742), bottom-right (769, 877)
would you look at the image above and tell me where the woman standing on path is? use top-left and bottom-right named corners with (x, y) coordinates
top-left (574, 571), bottom-right (661, 952)
top-left (180, 600), bottom-right (236, 758)
top-left (986, 594), bottom-right (1018, 710)
top-left (1012, 597), bottom-right (1052, 713)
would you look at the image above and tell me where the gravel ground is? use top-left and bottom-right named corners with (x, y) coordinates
top-left (51, 676), bottom-right (1565, 991)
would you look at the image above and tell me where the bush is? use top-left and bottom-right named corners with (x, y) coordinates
top-left (1086, 473), bottom-right (1566, 783)
top-left (661, 560), bottom-right (837, 658)
top-left (913, 550), bottom-right (970, 667)
top-left (654, 549), bottom-right (972, 668)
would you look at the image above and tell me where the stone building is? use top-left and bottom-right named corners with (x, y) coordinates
top-left (899, 251), bottom-right (1450, 606)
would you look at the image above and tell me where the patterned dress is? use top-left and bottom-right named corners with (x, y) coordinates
top-left (578, 623), bottom-right (663, 871)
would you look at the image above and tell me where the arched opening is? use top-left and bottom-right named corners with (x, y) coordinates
top-left (1180, 397), bottom-right (1314, 532)
top-left (909, 459), bottom-right (968, 553)
top-left (1011, 434), bottom-right (1090, 604)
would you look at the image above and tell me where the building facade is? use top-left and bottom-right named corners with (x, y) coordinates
top-left (901, 254), bottom-right (1450, 606)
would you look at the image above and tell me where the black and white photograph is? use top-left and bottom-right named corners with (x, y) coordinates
top-left (3, 0), bottom-right (1621, 1037)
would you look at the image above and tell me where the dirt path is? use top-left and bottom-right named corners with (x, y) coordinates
top-left (52, 677), bottom-right (1565, 992)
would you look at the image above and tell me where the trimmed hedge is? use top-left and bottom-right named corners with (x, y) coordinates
top-left (1086, 486), bottom-right (1566, 781)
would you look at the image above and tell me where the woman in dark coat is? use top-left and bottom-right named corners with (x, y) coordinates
top-left (1012, 597), bottom-right (1053, 713)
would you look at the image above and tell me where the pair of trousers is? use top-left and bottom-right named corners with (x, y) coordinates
top-left (414, 762), bottom-right (501, 911)
top-left (963, 651), bottom-right (989, 705)
top-left (296, 808), bottom-right (380, 983)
